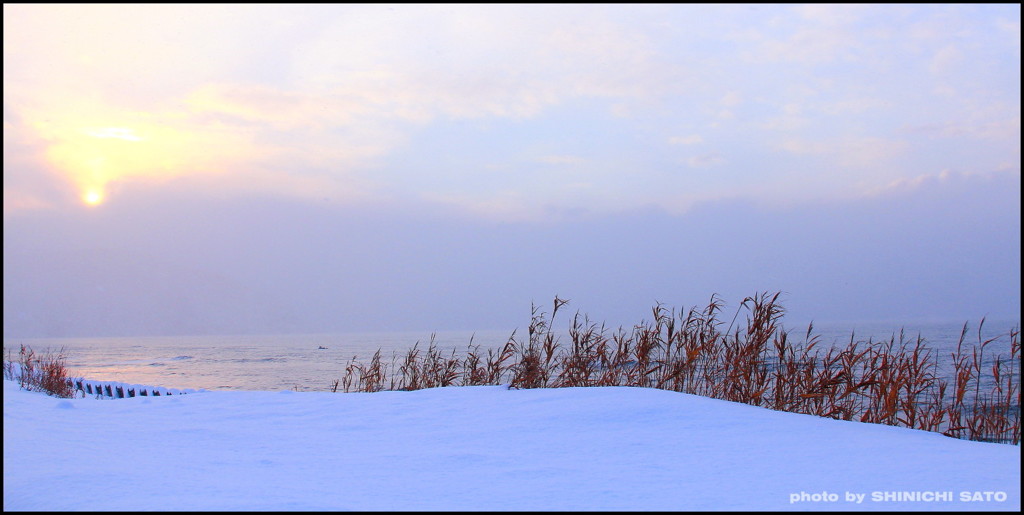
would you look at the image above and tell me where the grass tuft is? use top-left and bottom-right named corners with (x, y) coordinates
top-left (3, 344), bottom-right (77, 398)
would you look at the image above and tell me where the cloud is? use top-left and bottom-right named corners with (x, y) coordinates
top-left (669, 135), bottom-right (703, 145)
top-left (2, 4), bottom-right (1019, 221)
top-left (780, 136), bottom-right (908, 167)
top-left (793, 4), bottom-right (872, 26)
top-left (994, 16), bottom-right (1020, 55)
top-left (289, 5), bottom-right (667, 122)
top-left (929, 44), bottom-right (965, 75)
top-left (734, 19), bottom-right (864, 65)
top-left (867, 168), bottom-right (1021, 201)
top-left (901, 116), bottom-right (1021, 141)
top-left (818, 97), bottom-right (891, 116)
top-left (759, 104), bottom-right (810, 132)
top-left (720, 92), bottom-right (742, 107)
top-left (537, 155), bottom-right (586, 166)
top-left (687, 153), bottom-right (726, 168)
top-left (5, 4), bottom-right (679, 211)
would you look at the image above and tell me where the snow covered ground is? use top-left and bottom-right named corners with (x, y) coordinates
top-left (3, 379), bottom-right (1019, 511)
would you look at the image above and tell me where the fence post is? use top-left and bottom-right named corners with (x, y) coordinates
top-left (57, 381), bottom-right (186, 399)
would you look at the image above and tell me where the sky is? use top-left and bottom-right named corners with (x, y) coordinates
top-left (3, 4), bottom-right (1021, 338)
top-left (3, 379), bottom-right (1020, 510)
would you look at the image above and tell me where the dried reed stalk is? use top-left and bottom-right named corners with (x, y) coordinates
top-left (330, 293), bottom-right (1020, 445)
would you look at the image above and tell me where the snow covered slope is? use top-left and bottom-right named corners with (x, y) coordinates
top-left (3, 380), bottom-right (1019, 511)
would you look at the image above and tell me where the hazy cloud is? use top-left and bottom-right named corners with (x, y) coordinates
top-left (687, 153), bottom-right (727, 168)
top-left (4, 4), bottom-right (1019, 216)
top-left (669, 135), bottom-right (704, 146)
top-left (2, 5), bottom-right (1019, 338)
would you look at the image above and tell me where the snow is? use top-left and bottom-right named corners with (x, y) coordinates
top-left (3, 379), bottom-right (1019, 511)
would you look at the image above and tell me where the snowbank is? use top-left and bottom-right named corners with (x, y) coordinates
top-left (3, 379), bottom-right (1019, 511)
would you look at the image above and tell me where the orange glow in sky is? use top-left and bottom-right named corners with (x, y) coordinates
top-left (36, 123), bottom-right (146, 206)
top-left (36, 117), bottom-right (231, 207)
top-left (84, 127), bottom-right (144, 142)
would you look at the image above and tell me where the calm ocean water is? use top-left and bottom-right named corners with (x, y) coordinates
top-left (4, 319), bottom-right (1019, 392)
top-left (5, 329), bottom-right (515, 392)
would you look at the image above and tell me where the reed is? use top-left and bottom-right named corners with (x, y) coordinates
top-left (3, 344), bottom-right (77, 398)
top-left (395, 335), bottom-right (462, 390)
top-left (334, 293), bottom-right (1020, 445)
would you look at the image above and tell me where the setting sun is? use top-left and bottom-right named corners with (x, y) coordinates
top-left (82, 188), bottom-right (104, 206)
top-left (36, 118), bottom-right (214, 207)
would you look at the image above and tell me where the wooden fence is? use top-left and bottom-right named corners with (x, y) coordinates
top-left (73, 379), bottom-right (189, 399)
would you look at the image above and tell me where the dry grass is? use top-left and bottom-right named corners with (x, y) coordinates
top-left (5, 294), bottom-right (1013, 444)
top-left (334, 293), bottom-right (1020, 445)
top-left (3, 344), bottom-right (77, 398)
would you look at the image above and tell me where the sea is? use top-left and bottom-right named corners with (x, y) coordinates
top-left (3, 319), bottom-right (1019, 393)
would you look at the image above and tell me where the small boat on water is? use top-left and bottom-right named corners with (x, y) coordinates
top-left (317, 346), bottom-right (328, 350)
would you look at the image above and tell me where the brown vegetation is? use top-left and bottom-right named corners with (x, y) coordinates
top-left (4, 293), bottom-right (1016, 445)
top-left (3, 344), bottom-right (77, 398)
top-left (336, 293), bottom-right (1020, 445)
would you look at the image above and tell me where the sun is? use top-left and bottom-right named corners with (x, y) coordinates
top-left (48, 126), bottom-right (149, 207)
top-left (37, 115), bottom-right (239, 209)
top-left (82, 188), bottom-right (104, 206)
